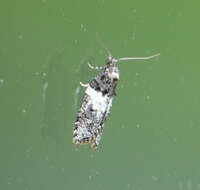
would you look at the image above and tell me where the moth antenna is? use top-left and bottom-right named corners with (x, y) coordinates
top-left (117, 53), bottom-right (160, 62)
top-left (96, 33), bottom-right (113, 57)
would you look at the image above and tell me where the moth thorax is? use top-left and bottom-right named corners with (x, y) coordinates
top-left (108, 66), bottom-right (119, 80)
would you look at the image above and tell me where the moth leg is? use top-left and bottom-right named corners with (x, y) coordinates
top-left (80, 81), bottom-right (89, 88)
top-left (88, 63), bottom-right (103, 70)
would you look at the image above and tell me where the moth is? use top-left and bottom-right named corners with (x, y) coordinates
top-left (73, 42), bottom-right (160, 150)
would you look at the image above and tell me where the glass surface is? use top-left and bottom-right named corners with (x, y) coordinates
top-left (1, 0), bottom-right (200, 189)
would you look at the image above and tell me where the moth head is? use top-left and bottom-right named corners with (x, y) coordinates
top-left (106, 55), bottom-right (118, 65)
top-left (106, 55), bottom-right (113, 64)
top-left (97, 34), bottom-right (160, 81)
top-left (108, 63), bottom-right (119, 81)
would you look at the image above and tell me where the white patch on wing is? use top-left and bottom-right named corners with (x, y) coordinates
top-left (86, 86), bottom-right (113, 117)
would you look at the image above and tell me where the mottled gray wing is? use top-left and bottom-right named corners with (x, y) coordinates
top-left (73, 89), bottom-right (113, 149)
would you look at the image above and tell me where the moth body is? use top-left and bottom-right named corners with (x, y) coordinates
top-left (73, 43), bottom-right (160, 150)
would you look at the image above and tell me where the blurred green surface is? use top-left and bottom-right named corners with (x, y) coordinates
top-left (1, 0), bottom-right (200, 189)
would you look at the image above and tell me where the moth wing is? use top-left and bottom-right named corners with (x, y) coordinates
top-left (73, 86), bottom-right (113, 149)
top-left (73, 94), bottom-right (94, 145)
top-left (90, 97), bottom-right (113, 149)
top-left (90, 124), bottom-right (104, 150)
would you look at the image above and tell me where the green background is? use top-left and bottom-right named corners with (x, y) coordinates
top-left (1, 0), bottom-right (200, 189)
